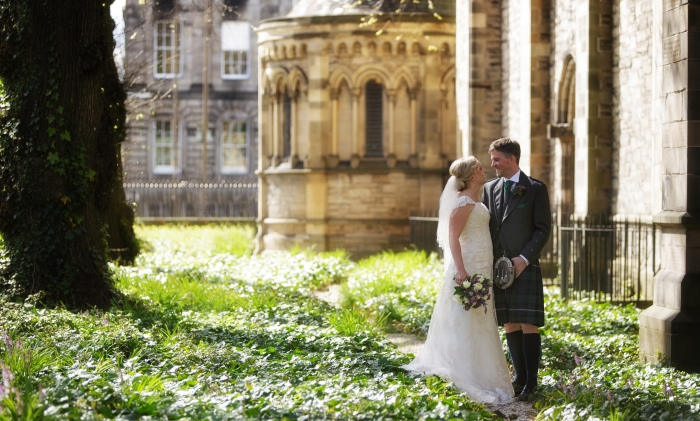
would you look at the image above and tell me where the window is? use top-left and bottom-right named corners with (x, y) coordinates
top-left (154, 21), bottom-right (181, 78)
top-left (154, 120), bottom-right (179, 173)
top-left (221, 120), bottom-right (248, 173)
top-left (221, 21), bottom-right (250, 79)
top-left (283, 94), bottom-right (292, 159)
top-left (365, 80), bottom-right (384, 157)
top-left (187, 125), bottom-right (215, 143)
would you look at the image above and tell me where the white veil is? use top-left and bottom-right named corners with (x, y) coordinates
top-left (436, 176), bottom-right (459, 272)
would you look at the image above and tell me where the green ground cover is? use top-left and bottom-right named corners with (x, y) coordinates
top-left (342, 251), bottom-right (700, 421)
top-left (0, 227), bottom-right (698, 420)
top-left (0, 226), bottom-right (496, 420)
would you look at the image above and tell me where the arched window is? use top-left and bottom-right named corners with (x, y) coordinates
top-left (283, 93), bottom-right (292, 159)
top-left (365, 80), bottom-right (383, 157)
top-left (559, 57), bottom-right (576, 125)
top-left (557, 56), bottom-right (576, 214)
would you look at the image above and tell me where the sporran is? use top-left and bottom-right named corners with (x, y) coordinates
top-left (493, 256), bottom-right (515, 289)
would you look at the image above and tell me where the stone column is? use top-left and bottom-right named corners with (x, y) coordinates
top-left (386, 88), bottom-right (397, 168)
top-left (328, 87), bottom-right (340, 168)
top-left (272, 92), bottom-right (281, 167)
top-left (306, 44), bottom-right (327, 168)
top-left (255, 91), bottom-right (270, 254)
top-left (290, 90), bottom-right (299, 168)
top-left (573, 0), bottom-right (613, 214)
top-left (639, 0), bottom-right (700, 372)
top-left (529, 0), bottom-right (551, 182)
top-left (469, 0), bottom-right (502, 175)
top-left (266, 94), bottom-right (275, 168)
top-left (409, 88), bottom-right (419, 168)
top-left (351, 87), bottom-right (362, 168)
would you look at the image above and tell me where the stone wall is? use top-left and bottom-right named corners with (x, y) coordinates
top-left (612, 0), bottom-right (661, 215)
top-left (502, 0), bottom-right (532, 172)
top-left (549, 0), bottom-right (576, 211)
top-left (327, 172), bottom-right (425, 219)
top-left (265, 173), bottom-right (307, 219)
top-left (468, 0), bottom-right (502, 177)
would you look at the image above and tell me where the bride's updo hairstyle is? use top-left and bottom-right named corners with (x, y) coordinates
top-left (450, 156), bottom-right (480, 191)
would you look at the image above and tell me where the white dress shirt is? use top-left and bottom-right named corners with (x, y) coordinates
top-left (503, 170), bottom-right (529, 266)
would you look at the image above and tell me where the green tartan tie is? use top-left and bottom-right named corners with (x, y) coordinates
top-left (504, 180), bottom-right (514, 200)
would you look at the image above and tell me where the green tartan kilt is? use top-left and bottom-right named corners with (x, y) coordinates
top-left (494, 262), bottom-right (545, 327)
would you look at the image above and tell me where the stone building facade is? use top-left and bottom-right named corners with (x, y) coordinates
top-left (459, 0), bottom-right (699, 370)
top-left (255, 0), bottom-right (458, 255)
top-left (121, 0), bottom-right (294, 217)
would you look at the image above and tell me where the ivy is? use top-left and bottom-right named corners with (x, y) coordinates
top-left (0, 0), bottom-right (116, 307)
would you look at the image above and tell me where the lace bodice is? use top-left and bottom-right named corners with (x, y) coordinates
top-left (451, 196), bottom-right (493, 271)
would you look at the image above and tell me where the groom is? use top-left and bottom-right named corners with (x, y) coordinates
top-left (482, 138), bottom-right (551, 402)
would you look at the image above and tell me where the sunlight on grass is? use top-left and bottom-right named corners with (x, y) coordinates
top-left (135, 223), bottom-right (255, 256)
top-left (341, 250), bottom-right (442, 335)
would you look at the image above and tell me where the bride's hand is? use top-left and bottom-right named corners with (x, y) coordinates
top-left (454, 268), bottom-right (470, 286)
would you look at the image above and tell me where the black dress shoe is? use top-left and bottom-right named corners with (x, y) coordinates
top-left (518, 384), bottom-right (537, 402)
top-left (512, 381), bottom-right (525, 395)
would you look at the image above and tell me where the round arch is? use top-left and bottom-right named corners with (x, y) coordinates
top-left (352, 64), bottom-right (391, 90)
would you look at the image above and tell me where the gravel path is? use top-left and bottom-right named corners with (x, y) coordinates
top-left (312, 284), bottom-right (537, 421)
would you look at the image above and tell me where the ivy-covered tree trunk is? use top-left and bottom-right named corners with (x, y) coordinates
top-left (104, 149), bottom-right (140, 265)
top-left (0, 0), bottom-right (132, 307)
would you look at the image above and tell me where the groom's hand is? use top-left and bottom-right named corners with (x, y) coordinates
top-left (512, 257), bottom-right (527, 278)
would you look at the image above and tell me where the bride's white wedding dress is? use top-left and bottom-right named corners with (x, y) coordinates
top-left (403, 194), bottom-right (514, 404)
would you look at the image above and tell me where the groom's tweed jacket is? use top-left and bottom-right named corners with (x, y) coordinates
top-left (482, 172), bottom-right (551, 326)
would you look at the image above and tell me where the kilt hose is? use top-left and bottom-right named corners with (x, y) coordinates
top-left (494, 261), bottom-right (545, 327)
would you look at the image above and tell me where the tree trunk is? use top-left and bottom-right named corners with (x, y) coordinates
top-left (0, 0), bottom-right (130, 308)
top-left (105, 147), bottom-right (140, 265)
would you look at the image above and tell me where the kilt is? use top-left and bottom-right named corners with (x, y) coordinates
top-left (494, 261), bottom-right (544, 327)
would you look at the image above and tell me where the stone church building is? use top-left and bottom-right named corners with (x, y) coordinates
top-left (256, 0), bottom-right (458, 255)
top-left (257, 0), bottom-right (699, 370)
top-left (454, 1), bottom-right (698, 371)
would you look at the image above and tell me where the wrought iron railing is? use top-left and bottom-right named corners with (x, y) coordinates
top-left (408, 211), bottom-right (658, 306)
top-left (409, 210), bottom-right (442, 258)
top-left (559, 214), bottom-right (659, 306)
top-left (123, 181), bottom-right (257, 220)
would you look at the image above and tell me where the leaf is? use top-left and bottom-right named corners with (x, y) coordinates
top-left (47, 127), bottom-right (56, 137)
top-left (60, 130), bottom-right (71, 141)
top-left (47, 115), bottom-right (55, 124)
top-left (47, 152), bottom-right (60, 165)
top-left (56, 106), bottom-right (63, 114)
top-left (60, 196), bottom-right (69, 205)
top-left (85, 169), bottom-right (96, 181)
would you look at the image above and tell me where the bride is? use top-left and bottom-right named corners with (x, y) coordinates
top-left (403, 156), bottom-right (514, 404)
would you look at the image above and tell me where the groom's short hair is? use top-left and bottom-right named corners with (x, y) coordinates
top-left (489, 138), bottom-right (521, 164)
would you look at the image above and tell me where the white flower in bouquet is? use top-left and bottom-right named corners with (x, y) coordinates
top-left (453, 295), bottom-right (462, 304)
top-left (473, 282), bottom-right (483, 291)
top-left (462, 280), bottom-right (471, 289)
top-left (473, 274), bottom-right (484, 283)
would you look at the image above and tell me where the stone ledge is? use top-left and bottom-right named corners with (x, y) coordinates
top-left (653, 210), bottom-right (700, 227)
top-left (639, 304), bottom-right (700, 334)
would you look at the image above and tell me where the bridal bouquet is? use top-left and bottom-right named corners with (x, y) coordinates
top-left (453, 273), bottom-right (493, 314)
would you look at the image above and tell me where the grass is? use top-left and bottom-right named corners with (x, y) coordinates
top-left (1, 226), bottom-right (697, 420)
top-left (341, 250), bottom-right (443, 335)
top-left (340, 251), bottom-right (700, 421)
top-left (135, 223), bottom-right (256, 256)
top-left (0, 225), bottom-right (497, 420)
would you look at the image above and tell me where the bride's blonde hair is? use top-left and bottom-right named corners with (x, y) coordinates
top-left (450, 156), bottom-right (480, 191)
